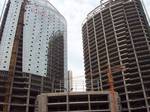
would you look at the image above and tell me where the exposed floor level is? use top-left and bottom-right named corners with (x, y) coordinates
top-left (35, 91), bottom-right (121, 112)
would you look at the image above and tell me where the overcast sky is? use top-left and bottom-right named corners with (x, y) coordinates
top-left (48, 0), bottom-right (150, 79)
top-left (0, 0), bottom-right (150, 81)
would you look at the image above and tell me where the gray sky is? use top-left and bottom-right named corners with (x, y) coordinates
top-left (48, 0), bottom-right (150, 79)
top-left (0, 0), bottom-right (150, 81)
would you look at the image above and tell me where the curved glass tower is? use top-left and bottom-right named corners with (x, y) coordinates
top-left (0, 0), bottom-right (67, 76)
top-left (0, 0), bottom-right (67, 111)
top-left (82, 0), bottom-right (150, 112)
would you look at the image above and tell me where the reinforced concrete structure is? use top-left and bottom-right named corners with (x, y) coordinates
top-left (35, 91), bottom-right (120, 112)
top-left (82, 0), bottom-right (150, 112)
top-left (0, 0), bottom-right (67, 112)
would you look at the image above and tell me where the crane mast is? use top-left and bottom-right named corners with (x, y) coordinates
top-left (106, 65), bottom-right (126, 112)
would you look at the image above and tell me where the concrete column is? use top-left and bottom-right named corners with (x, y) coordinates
top-left (37, 94), bottom-right (47, 112)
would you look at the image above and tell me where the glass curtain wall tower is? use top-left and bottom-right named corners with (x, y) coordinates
top-left (0, 0), bottom-right (67, 111)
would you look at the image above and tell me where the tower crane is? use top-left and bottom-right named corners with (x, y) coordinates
top-left (104, 65), bottom-right (126, 112)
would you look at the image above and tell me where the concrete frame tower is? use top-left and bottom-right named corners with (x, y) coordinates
top-left (82, 0), bottom-right (150, 112)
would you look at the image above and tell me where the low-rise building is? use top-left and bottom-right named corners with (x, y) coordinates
top-left (35, 91), bottom-right (121, 112)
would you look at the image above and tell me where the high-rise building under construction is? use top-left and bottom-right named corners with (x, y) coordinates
top-left (0, 0), bottom-right (67, 111)
top-left (82, 0), bottom-right (150, 112)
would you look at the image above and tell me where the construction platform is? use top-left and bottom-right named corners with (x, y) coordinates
top-left (35, 91), bottom-right (121, 112)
